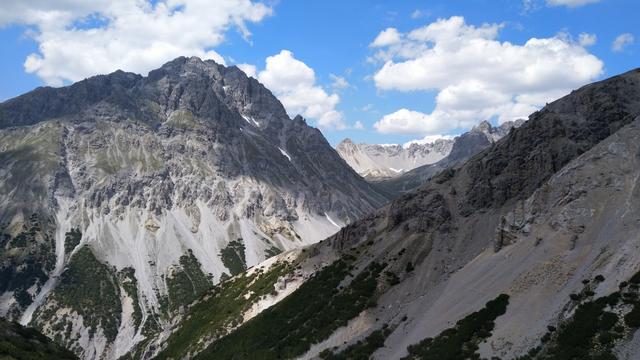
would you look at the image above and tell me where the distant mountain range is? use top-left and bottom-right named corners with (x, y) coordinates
top-left (337, 119), bottom-right (524, 197)
top-left (374, 119), bottom-right (525, 196)
top-left (336, 137), bottom-right (454, 180)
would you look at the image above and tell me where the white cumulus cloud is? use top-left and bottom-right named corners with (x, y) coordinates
top-left (329, 74), bottom-right (350, 89)
top-left (370, 28), bottom-right (402, 48)
top-left (236, 63), bottom-right (257, 78)
top-left (256, 50), bottom-right (347, 130)
top-left (612, 33), bottom-right (634, 52)
top-left (371, 16), bottom-right (603, 136)
top-left (578, 32), bottom-right (597, 47)
top-left (3, 0), bottom-right (272, 86)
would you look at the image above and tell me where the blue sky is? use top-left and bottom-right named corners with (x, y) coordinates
top-left (0, 0), bottom-right (637, 146)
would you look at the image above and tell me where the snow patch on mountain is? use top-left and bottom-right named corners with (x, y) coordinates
top-left (278, 147), bottom-right (292, 162)
top-left (324, 212), bottom-right (342, 229)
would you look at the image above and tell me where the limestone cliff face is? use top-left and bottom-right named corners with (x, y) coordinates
top-left (0, 56), bottom-right (388, 359)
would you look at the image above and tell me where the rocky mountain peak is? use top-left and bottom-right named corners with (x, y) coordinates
top-left (471, 119), bottom-right (493, 133)
top-left (0, 56), bottom-right (389, 359)
top-left (337, 138), bottom-right (354, 146)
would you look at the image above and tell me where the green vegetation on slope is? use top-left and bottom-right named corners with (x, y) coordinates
top-left (0, 123), bottom-right (63, 198)
top-left (520, 272), bottom-right (640, 360)
top-left (402, 294), bottom-right (510, 360)
top-left (156, 260), bottom-right (295, 359)
top-left (33, 246), bottom-right (121, 343)
top-left (195, 260), bottom-right (387, 360)
top-left (220, 240), bottom-right (247, 276)
top-left (0, 318), bottom-right (77, 360)
top-left (63, 228), bottom-right (81, 254)
top-left (264, 245), bottom-right (283, 258)
top-left (164, 250), bottom-right (213, 313)
top-left (165, 109), bottom-right (198, 129)
top-left (118, 267), bottom-right (143, 330)
top-left (0, 214), bottom-right (55, 316)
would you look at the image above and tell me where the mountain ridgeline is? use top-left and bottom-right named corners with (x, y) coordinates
top-left (0, 57), bottom-right (388, 359)
top-left (335, 137), bottom-right (454, 180)
top-left (2, 56), bottom-right (640, 360)
top-left (371, 119), bottom-right (525, 196)
top-left (139, 68), bottom-right (640, 360)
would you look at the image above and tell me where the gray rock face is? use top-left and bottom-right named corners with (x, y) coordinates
top-left (165, 68), bottom-right (640, 360)
top-left (311, 68), bottom-right (640, 359)
top-left (0, 56), bottom-right (388, 359)
top-left (375, 119), bottom-right (524, 195)
top-left (336, 137), bottom-right (454, 180)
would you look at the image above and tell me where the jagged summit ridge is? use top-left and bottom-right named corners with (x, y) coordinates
top-left (336, 137), bottom-right (454, 180)
top-left (337, 119), bottom-right (523, 183)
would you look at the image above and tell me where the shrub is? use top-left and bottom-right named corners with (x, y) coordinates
top-left (624, 304), bottom-right (640, 328)
top-left (402, 294), bottom-right (510, 360)
top-left (405, 262), bottom-right (414, 273)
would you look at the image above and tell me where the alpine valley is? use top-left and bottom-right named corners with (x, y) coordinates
top-left (3, 59), bottom-right (640, 360)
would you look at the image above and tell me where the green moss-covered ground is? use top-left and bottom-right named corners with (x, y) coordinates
top-left (402, 294), bottom-right (510, 360)
top-left (0, 318), bottom-right (77, 360)
top-left (195, 260), bottom-right (386, 360)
